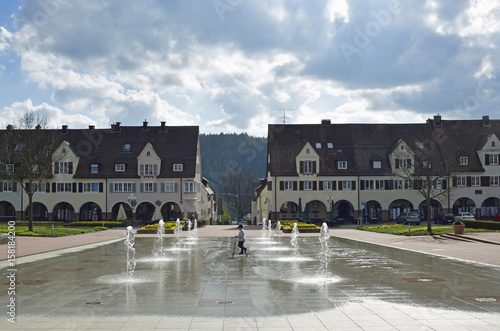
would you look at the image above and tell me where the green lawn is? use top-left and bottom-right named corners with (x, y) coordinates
top-left (0, 225), bottom-right (107, 237)
top-left (356, 224), bottom-right (499, 236)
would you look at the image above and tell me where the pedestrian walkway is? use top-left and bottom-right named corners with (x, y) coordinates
top-left (0, 225), bottom-right (499, 330)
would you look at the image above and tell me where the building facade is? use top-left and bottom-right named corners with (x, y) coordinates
top-left (0, 121), bottom-right (215, 223)
top-left (264, 116), bottom-right (500, 224)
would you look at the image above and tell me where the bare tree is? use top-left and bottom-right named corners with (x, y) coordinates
top-left (392, 126), bottom-right (460, 232)
top-left (0, 111), bottom-right (61, 231)
top-left (221, 167), bottom-right (257, 219)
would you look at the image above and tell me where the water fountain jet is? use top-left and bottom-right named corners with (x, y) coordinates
top-left (124, 226), bottom-right (137, 281)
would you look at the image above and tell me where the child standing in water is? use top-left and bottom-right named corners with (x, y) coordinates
top-left (236, 224), bottom-right (248, 255)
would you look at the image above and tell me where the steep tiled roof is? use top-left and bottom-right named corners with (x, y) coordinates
top-left (267, 119), bottom-right (500, 176)
top-left (56, 125), bottom-right (199, 178)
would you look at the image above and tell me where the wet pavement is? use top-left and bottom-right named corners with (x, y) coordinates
top-left (1, 225), bottom-right (500, 330)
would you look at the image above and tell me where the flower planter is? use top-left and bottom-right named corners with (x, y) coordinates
top-left (453, 223), bottom-right (465, 234)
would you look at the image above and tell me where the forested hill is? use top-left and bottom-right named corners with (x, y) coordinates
top-left (199, 133), bottom-right (267, 193)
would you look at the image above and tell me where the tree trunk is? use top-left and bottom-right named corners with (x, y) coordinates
top-left (28, 192), bottom-right (34, 232)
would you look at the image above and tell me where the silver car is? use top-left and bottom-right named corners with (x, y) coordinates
top-left (396, 212), bottom-right (421, 225)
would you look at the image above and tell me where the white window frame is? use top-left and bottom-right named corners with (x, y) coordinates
top-left (82, 182), bottom-right (100, 192)
top-left (164, 182), bottom-right (177, 192)
top-left (303, 181), bottom-right (313, 191)
top-left (338, 161), bottom-right (347, 169)
top-left (303, 160), bottom-right (314, 174)
top-left (315, 143), bottom-right (321, 149)
top-left (56, 182), bottom-right (72, 192)
top-left (341, 180), bottom-right (351, 190)
top-left (115, 164), bottom-right (125, 172)
top-left (323, 180), bottom-right (333, 191)
top-left (372, 161), bottom-right (382, 169)
top-left (91, 164), bottom-right (99, 173)
top-left (471, 176), bottom-right (480, 186)
top-left (327, 143), bottom-right (333, 149)
top-left (143, 182), bottom-right (155, 192)
top-left (2, 181), bottom-right (13, 192)
top-left (490, 176), bottom-right (499, 186)
top-left (184, 182), bottom-right (196, 193)
top-left (283, 181), bottom-right (294, 191)
top-left (144, 164), bottom-right (155, 176)
top-left (460, 156), bottom-right (468, 166)
top-left (457, 176), bottom-right (467, 186)
top-left (5, 164), bottom-right (14, 173)
top-left (56, 161), bottom-right (71, 174)
top-left (113, 182), bottom-right (133, 192)
top-left (489, 154), bottom-right (499, 165)
top-left (173, 164), bottom-right (183, 172)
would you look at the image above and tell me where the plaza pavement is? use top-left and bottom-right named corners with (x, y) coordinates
top-left (1, 224), bottom-right (500, 330)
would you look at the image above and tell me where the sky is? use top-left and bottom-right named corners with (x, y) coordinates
top-left (0, 0), bottom-right (499, 137)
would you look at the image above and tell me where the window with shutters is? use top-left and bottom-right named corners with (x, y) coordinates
top-left (489, 154), bottom-right (499, 165)
top-left (113, 182), bottom-right (134, 192)
top-left (143, 182), bottom-right (155, 192)
top-left (490, 176), bottom-right (499, 186)
top-left (471, 176), bottom-right (480, 186)
top-left (164, 182), bottom-right (177, 192)
top-left (56, 183), bottom-right (72, 192)
top-left (283, 181), bottom-right (294, 191)
top-left (143, 164), bottom-right (156, 176)
top-left (323, 180), bottom-right (333, 191)
top-left (82, 182), bottom-right (100, 192)
top-left (341, 180), bottom-right (351, 190)
top-left (303, 181), bottom-right (313, 191)
top-left (395, 158), bottom-right (411, 169)
top-left (457, 176), bottom-right (466, 186)
top-left (303, 160), bottom-right (314, 174)
top-left (2, 181), bottom-right (14, 192)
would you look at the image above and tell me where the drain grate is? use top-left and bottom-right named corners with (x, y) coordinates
top-left (220, 280), bottom-right (233, 284)
top-left (85, 301), bottom-right (102, 305)
top-left (216, 300), bottom-right (234, 305)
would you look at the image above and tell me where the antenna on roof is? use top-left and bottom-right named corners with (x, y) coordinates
top-left (273, 108), bottom-right (294, 124)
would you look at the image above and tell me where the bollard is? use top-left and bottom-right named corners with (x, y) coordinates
top-left (52, 224), bottom-right (55, 237)
top-left (408, 223), bottom-right (411, 236)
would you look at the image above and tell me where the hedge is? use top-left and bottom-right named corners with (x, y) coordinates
top-left (462, 220), bottom-right (500, 231)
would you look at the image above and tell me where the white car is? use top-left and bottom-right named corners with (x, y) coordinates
top-left (454, 212), bottom-right (475, 221)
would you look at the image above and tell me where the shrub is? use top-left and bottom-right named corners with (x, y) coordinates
top-left (66, 221), bottom-right (124, 228)
top-left (463, 220), bottom-right (500, 231)
top-left (279, 221), bottom-right (320, 230)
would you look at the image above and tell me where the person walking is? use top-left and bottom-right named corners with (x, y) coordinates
top-left (236, 224), bottom-right (248, 255)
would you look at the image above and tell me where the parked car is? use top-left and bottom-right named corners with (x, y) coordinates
top-left (434, 214), bottom-right (455, 224)
top-left (454, 212), bottom-right (476, 221)
top-left (396, 212), bottom-right (421, 225)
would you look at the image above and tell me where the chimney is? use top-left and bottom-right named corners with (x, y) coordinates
top-left (321, 119), bottom-right (331, 125)
top-left (62, 125), bottom-right (68, 134)
top-left (88, 125), bottom-right (95, 130)
top-left (433, 114), bottom-right (442, 126)
top-left (142, 119), bottom-right (148, 130)
top-left (35, 124), bottom-right (41, 130)
top-left (160, 121), bottom-right (166, 132)
top-left (111, 122), bottom-right (121, 132)
top-left (482, 115), bottom-right (490, 127)
top-left (6, 124), bottom-right (13, 132)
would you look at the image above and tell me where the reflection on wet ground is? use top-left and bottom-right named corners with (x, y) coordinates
top-left (2, 235), bottom-right (500, 321)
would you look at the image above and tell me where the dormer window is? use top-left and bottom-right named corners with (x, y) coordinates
top-left (301, 160), bottom-right (315, 175)
top-left (327, 143), bottom-right (333, 149)
top-left (123, 144), bottom-right (131, 152)
top-left (315, 143), bottom-right (321, 149)
top-left (90, 164), bottom-right (99, 173)
top-left (173, 163), bottom-right (183, 172)
top-left (61, 147), bottom-right (67, 154)
top-left (15, 144), bottom-right (23, 152)
top-left (493, 141), bottom-right (496, 147)
top-left (305, 148), bottom-right (310, 154)
top-left (115, 164), bottom-right (125, 172)
top-left (460, 156), bottom-right (468, 166)
top-left (338, 161), bottom-right (347, 169)
top-left (372, 160), bottom-right (382, 169)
